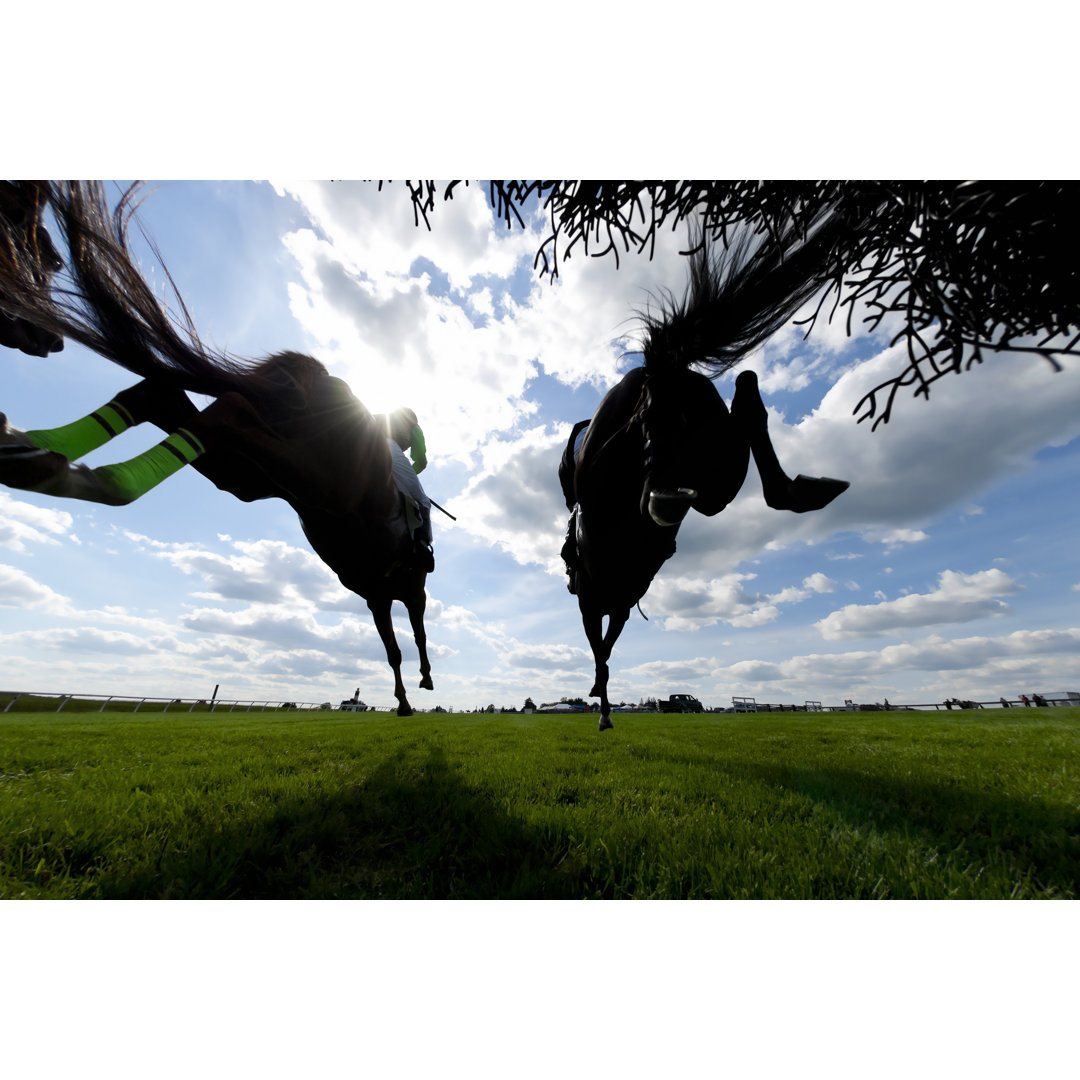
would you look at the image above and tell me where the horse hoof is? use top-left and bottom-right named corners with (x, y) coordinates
top-left (397, 704), bottom-right (414, 717)
top-left (647, 488), bottom-right (697, 527)
top-left (598, 715), bottom-right (614, 732)
top-left (419, 675), bottom-right (434, 690)
top-left (0, 444), bottom-right (69, 490)
top-left (786, 475), bottom-right (850, 513)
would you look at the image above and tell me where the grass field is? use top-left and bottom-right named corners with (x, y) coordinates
top-left (1, 706), bottom-right (1077, 899)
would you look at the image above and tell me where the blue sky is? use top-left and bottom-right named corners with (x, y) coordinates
top-left (2, 181), bottom-right (1079, 710)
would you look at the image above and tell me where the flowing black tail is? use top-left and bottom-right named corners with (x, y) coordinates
top-left (0, 181), bottom-right (261, 397)
top-left (638, 204), bottom-right (856, 376)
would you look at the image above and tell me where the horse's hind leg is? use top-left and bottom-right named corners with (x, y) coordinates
top-left (683, 381), bottom-right (751, 517)
top-left (732, 370), bottom-right (849, 513)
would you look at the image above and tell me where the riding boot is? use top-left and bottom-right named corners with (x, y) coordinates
top-left (413, 539), bottom-right (435, 573)
top-left (412, 504), bottom-right (435, 573)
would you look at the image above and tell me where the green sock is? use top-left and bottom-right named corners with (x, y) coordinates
top-left (26, 400), bottom-right (136, 460)
top-left (96, 429), bottom-right (205, 503)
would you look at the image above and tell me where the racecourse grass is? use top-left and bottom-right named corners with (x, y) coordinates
top-left (1, 707), bottom-right (1077, 899)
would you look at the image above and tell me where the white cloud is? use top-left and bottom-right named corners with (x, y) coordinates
top-left (123, 532), bottom-right (343, 606)
top-left (803, 572), bottom-right (837, 593)
top-left (448, 425), bottom-right (571, 570)
top-left (861, 527), bottom-right (930, 549)
top-left (0, 625), bottom-right (170, 656)
top-left (816, 568), bottom-right (1023, 640)
top-left (0, 492), bottom-right (74, 552)
top-left (706, 627), bottom-right (1080, 699)
top-left (641, 569), bottom-right (839, 633)
top-left (502, 642), bottom-right (593, 671)
top-left (0, 564), bottom-right (72, 614)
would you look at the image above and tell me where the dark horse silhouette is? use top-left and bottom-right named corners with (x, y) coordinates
top-left (0, 182), bottom-right (433, 715)
top-left (559, 225), bottom-right (852, 730)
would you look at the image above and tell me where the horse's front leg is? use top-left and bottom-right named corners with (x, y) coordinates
top-left (0, 379), bottom-right (206, 505)
top-left (581, 599), bottom-right (629, 732)
top-left (405, 581), bottom-right (434, 691)
top-left (367, 596), bottom-right (413, 716)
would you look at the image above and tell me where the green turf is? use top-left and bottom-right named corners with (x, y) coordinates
top-left (1, 707), bottom-right (1076, 899)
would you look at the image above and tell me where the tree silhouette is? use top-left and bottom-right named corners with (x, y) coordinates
top-left (392, 181), bottom-right (1078, 428)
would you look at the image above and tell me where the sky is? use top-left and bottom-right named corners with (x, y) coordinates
top-left (2, 180), bottom-right (1078, 712)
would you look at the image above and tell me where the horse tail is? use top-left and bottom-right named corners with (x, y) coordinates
top-left (637, 204), bottom-right (853, 377)
top-left (0, 181), bottom-right (260, 397)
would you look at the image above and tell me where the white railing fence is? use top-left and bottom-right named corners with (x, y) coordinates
top-left (1, 691), bottom-right (399, 715)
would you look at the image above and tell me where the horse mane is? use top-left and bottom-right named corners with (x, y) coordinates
top-left (637, 207), bottom-right (848, 377)
top-left (0, 181), bottom-right (295, 400)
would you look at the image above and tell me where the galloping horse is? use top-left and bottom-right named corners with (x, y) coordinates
top-left (560, 225), bottom-right (852, 730)
top-left (0, 182), bottom-right (433, 715)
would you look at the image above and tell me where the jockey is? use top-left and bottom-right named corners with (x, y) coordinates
top-left (379, 406), bottom-right (434, 572)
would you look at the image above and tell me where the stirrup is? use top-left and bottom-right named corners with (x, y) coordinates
top-left (644, 487), bottom-right (698, 527)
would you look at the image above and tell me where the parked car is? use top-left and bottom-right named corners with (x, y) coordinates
top-left (657, 694), bottom-right (704, 713)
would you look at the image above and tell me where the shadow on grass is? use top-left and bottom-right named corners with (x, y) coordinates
top-left (728, 758), bottom-right (1080, 898)
top-left (94, 746), bottom-right (583, 900)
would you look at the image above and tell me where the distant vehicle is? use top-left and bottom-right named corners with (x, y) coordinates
top-left (339, 699), bottom-right (369, 712)
top-left (657, 694), bottom-right (704, 713)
